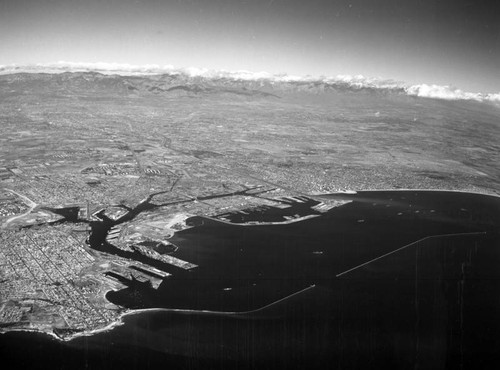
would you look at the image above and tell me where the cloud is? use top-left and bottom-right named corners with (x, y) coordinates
top-left (485, 93), bottom-right (500, 103)
top-left (405, 84), bottom-right (483, 101)
top-left (325, 74), bottom-right (403, 90)
top-left (404, 84), bottom-right (500, 103)
top-left (0, 62), bottom-right (498, 104)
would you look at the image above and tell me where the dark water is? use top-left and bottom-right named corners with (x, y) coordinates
top-left (42, 206), bottom-right (81, 222)
top-left (107, 190), bottom-right (499, 311)
top-left (86, 188), bottom-right (265, 273)
top-left (2, 190), bottom-right (500, 369)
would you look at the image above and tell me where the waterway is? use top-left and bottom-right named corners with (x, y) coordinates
top-left (2, 190), bottom-right (499, 369)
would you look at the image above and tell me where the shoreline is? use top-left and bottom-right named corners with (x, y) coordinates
top-left (321, 187), bottom-right (500, 199)
top-left (1, 187), bottom-right (499, 343)
top-left (0, 315), bottom-right (127, 342)
top-left (197, 213), bottom-right (322, 227)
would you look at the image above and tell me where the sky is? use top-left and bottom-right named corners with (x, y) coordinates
top-left (1, 0), bottom-right (499, 93)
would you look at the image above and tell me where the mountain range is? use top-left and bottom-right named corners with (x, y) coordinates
top-left (1, 63), bottom-right (499, 104)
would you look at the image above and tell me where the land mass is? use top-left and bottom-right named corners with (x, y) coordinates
top-left (0, 71), bottom-right (499, 369)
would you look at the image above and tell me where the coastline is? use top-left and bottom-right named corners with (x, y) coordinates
top-left (195, 213), bottom-right (323, 227)
top-left (322, 187), bottom-right (500, 199)
top-left (0, 312), bottom-right (128, 342)
top-left (1, 187), bottom-right (499, 343)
